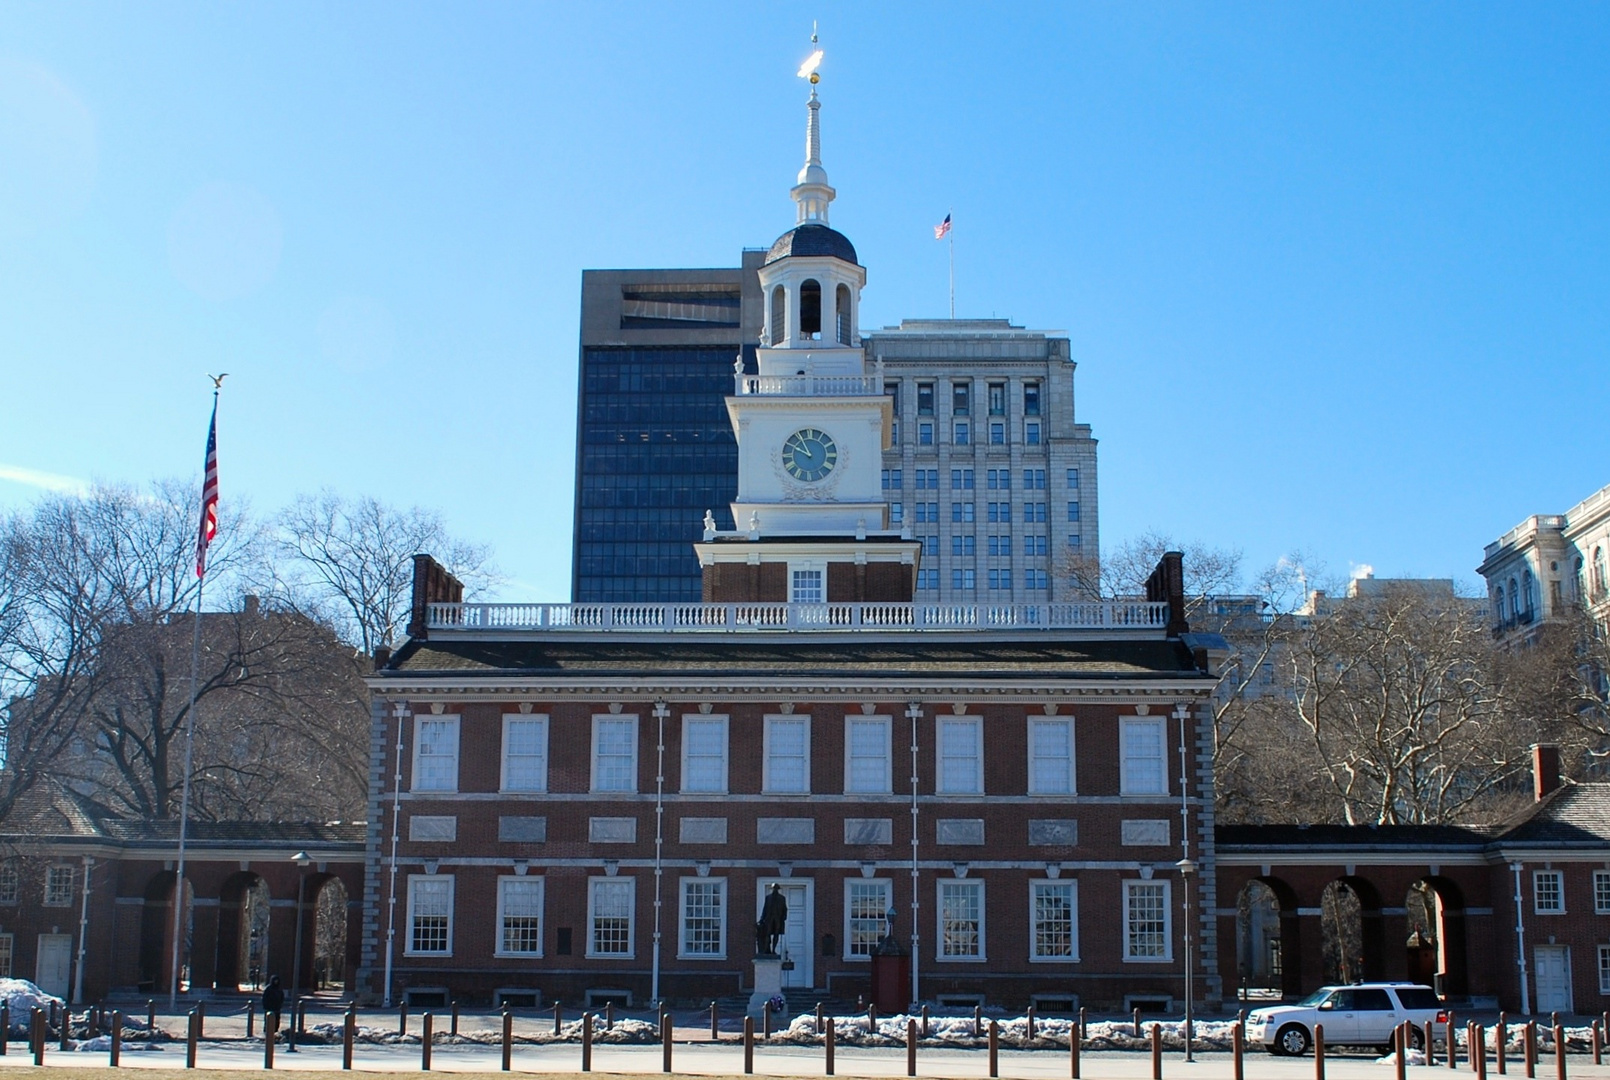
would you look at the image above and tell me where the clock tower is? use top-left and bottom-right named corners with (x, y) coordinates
top-left (695, 60), bottom-right (919, 604)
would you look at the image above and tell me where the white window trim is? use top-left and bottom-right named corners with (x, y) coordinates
top-left (1596, 871), bottom-right (1610, 915)
top-left (404, 874), bottom-right (455, 957)
top-left (42, 866), bottom-right (73, 908)
top-left (844, 715), bottom-right (892, 795)
top-left (676, 876), bottom-right (728, 960)
top-left (1029, 878), bottom-right (1081, 963)
top-left (1534, 869), bottom-right (1566, 915)
top-left (843, 878), bottom-right (893, 962)
top-left (1122, 879), bottom-right (1173, 963)
top-left (787, 561), bottom-right (826, 604)
top-left (590, 715), bottom-right (639, 794)
top-left (0, 863), bottom-right (16, 906)
top-left (500, 714), bottom-right (549, 794)
top-left (1119, 716), bottom-right (1168, 796)
top-left (0, 933), bottom-right (11, 978)
top-left (1027, 716), bottom-right (1076, 796)
top-left (763, 714), bottom-right (812, 794)
top-left (587, 876), bottom-right (636, 959)
top-left (680, 715), bottom-right (729, 795)
top-left (493, 875), bottom-right (544, 958)
top-left (935, 716), bottom-right (984, 796)
top-left (411, 715), bottom-right (461, 793)
top-left (1599, 944), bottom-right (1610, 995)
top-left (936, 878), bottom-right (986, 962)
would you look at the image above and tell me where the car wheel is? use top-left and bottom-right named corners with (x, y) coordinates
top-left (1276, 1024), bottom-right (1311, 1056)
top-left (1409, 1027), bottom-right (1425, 1051)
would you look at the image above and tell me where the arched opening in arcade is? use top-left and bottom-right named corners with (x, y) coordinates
top-left (215, 872), bottom-right (271, 991)
top-left (1235, 876), bottom-right (1303, 1001)
top-left (1405, 877), bottom-right (1467, 996)
top-left (1320, 877), bottom-right (1385, 985)
top-left (312, 875), bottom-right (349, 990)
top-left (137, 871), bottom-right (193, 993)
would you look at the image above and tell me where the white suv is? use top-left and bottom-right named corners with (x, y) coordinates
top-left (1248, 983), bottom-right (1446, 1055)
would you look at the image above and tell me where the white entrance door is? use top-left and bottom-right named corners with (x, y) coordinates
top-left (1535, 946), bottom-right (1572, 1014)
top-left (35, 935), bottom-right (71, 998)
top-left (757, 879), bottom-right (813, 989)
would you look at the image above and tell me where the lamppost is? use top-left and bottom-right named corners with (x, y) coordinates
top-left (1177, 857), bottom-right (1197, 1062)
top-left (288, 850), bottom-right (312, 1052)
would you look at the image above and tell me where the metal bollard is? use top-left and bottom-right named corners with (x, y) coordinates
top-left (247, 1003), bottom-right (255, 1039)
top-left (0, 1001), bottom-right (8, 1055)
top-left (399, 1002), bottom-right (408, 1036)
top-left (1553, 1024), bottom-right (1566, 1080)
top-left (1316, 1024), bottom-right (1326, 1080)
top-left (974, 1004), bottom-right (982, 1038)
top-left (264, 1013), bottom-right (276, 1070)
top-left (1397, 1025), bottom-right (1408, 1080)
top-left (422, 1013), bottom-right (433, 1072)
top-left (582, 1011), bottom-right (593, 1072)
top-left (990, 1019), bottom-right (1000, 1078)
top-left (1027, 1004), bottom-right (1036, 1041)
top-left (607, 1001), bottom-right (615, 1031)
top-left (817, 1002), bottom-right (825, 1036)
top-left (663, 1007), bottom-right (674, 1073)
top-left (744, 1015), bottom-right (754, 1074)
top-left (869, 1002), bottom-right (877, 1033)
top-left (1479, 1025), bottom-right (1489, 1080)
top-left (111, 1010), bottom-right (122, 1068)
top-left (764, 1004), bottom-right (772, 1040)
top-left (147, 1000), bottom-right (156, 1033)
top-left (31, 1008), bottom-right (43, 1067)
top-left (555, 1001), bottom-right (563, 1036)
top-left (452, 1001), bottom-right (460, 1036)
top-left (1527, 1021), bottom-right (1538, 1079)
top-left (186, 1009), bottom-right (198, 1068)
top-left (908, 1018), bottom-right (918, 1077)
top-left (922, 1004), bottom-right (930, 1038)
top-left (1151, 1023), bottom-right (1163, 1080)
top-left (1236, 1019), bottom-right (1247, 1080)
top-left (501, 1009), bottom-right (513, 1071)
top-left (1079, 1006), bottom-right (1088, 1042)
top-left (1135, 1007), bottom-right (1143, 1038)
top-left (713, 1000), bottom-right (721, 1041)
top-left (1072, 1015), bottom-right (1081, 1078)
top-left (826, 1016), bottom-right (835, 1076)
top-left (343, 1007), bottom-right (355, 1070)
top-left (1499, 1015), bottom-right (1508, 1075)
top-left (1594, 1021), bottom-right (1602, 1066)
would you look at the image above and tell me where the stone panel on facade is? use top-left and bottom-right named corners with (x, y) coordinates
top-left (756, 817), bottom-right (814, 845)
top-left (1028, 819), bottom-right (1079, 846)
top-left (498, 816), bottom-right (548, 843)
top-left (679, 817), bottom-right (728, 844)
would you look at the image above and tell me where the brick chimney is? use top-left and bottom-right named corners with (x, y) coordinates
top-left (407, 554), bottom-right (465, 642)
top-left (1144, 551), bottom-right (1188, 637)
top-left (1532, 743), bottom-right (1562, 802)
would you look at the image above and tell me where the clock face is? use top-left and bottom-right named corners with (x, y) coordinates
top-left (782, 427), bottom-right (838, 482)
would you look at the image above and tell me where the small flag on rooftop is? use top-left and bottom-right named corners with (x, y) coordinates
top-left (933, 213), bottom-right (952, 240)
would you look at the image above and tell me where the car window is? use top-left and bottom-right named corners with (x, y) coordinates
top-left (1393, 988), bottom-right (1440, 1010)
top-left (1354, 989), bottom-right (1394, 1011)
top-left (1326, 989), bottom-right (1355, 1010)
top-left (1296, 988), bottom-right (1331, 1007)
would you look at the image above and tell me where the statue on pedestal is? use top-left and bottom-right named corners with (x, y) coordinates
top-left (755, 883), bottom-right (789, 957)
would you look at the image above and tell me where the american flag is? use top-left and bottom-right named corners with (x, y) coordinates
top-left (195, 400), bottom-right (219, 578)
top-left (933, 213), bottom-right (951, 240)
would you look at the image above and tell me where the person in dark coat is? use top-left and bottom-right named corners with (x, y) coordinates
top-left (261, 975), bottom-right (285, 1033)
top-left (756, 884), bottom-right (789, 956)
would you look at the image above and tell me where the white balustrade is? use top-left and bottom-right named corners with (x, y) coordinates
top-left (733, 374), bottom-right (881, 397)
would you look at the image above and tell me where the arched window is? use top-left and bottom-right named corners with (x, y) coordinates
top-left (1597, 547), bottom-right (1607, 598)
top-left (1576, 556), bottom-right (1585, 601)
top-left (799, 279), bottom-right (822, 339)
top-left (835, 283), bottom-right (852, 345)
top-left (1522, 570), bottom-right (1534, 617)
top-left (769, 287), bottom-right (786, 346)
top-left (1510, 578), bottom-right (1520, 619)
top-left (1495, 586), bottom-right (1505, 621)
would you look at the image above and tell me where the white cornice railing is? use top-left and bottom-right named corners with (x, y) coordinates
top-left (425, 601), bottom-right (1170, 633)
top-left (734, 374), bottom-right (881, 397)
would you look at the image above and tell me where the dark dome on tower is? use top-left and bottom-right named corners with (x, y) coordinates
top-left (765, 223), bottom-right (858, 267)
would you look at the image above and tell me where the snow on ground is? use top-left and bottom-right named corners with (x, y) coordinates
top-left (0, 979), bottom-right (63, 1038)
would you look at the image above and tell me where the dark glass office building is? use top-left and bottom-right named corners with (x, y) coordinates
top-left (571, 256), bottom-right (764, 602)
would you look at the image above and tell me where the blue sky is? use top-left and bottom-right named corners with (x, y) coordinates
top-left (3, 3), bottom-right (1606, 600)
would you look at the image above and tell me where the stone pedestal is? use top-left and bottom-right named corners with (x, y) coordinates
top-left (748, 956), bottom-right (783, 1021)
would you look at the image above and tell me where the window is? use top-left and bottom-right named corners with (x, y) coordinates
top-left (846, 880), bottom-right (893, 959)
top-left (592, 716), bottom-right (638, 793)
top-left (0, 934), bottom-right (10, 978)
top-left (1596, 871), bottom-right (1610, 914)
top-left (881, 469), bottom-right (902, 491)
top-left (915, 469), bottom-right (938, 490)
top-left (917, 382), bottom-right (934, 415)
top-left (916, 569), bottom-right (939, 590)
top-left (1029, 718), bottom-right (1075, 795)
top-left (1121, 717), bottom-right (1167, 795)
top-left (1025, 502), bottom-right (1047, 523)
top-left (885, 380), bottom-right (900, 415)
top-left (791, 567), bottom-right (824, 604)
top-left (988, 568), bottom-right (1012, 590)
top-left (914, 502), bottom-right (939, 523)
top-left (986, 469), bottom-right (1011, 490)
top-left (769, 286), bottom-right (785, 345)
top-left (1026, 421), bottom-right (1041, 445)
top-left (765, 716), bottom-right (810, 793)
top-left (1535, 870), bottom-right (1565, 914)
top-left (952, 502), bottom-right (975, 523)
top-left (1067, 502), bottom-right (1081, 522)
top-left (588, 877), bottom-right (635, 957)
top-left (987, 382), bottom-right (1006, 416)
top-left (987, 502), bottom-right (1011, 524)
top-left (681, 716), bottom-right (728, 793)
top-left (1123, 880), bottom-right (1171, 961)
top-left (413, 716), bottom-right (460, 792)
top-left (1600, 945), bottom-right (1610, 995)
top-left (954, 422), bottom-right (970, 445)
top-left (502, 715), bottom-right (549, 793)
top-left (1031, 880), bottom-right (1078, 960)
top-left (989, 422), bottom-right (1005, 445)
top-left (43, 866), bottom-right (73, 907)
top-left (890, 504), bottom-right (904, 524)
top-left (988, 535), bottom-right (1012, 557)
top-left (0, 862), bottom-right (16, 905)
top-left (1023, 469), bottom-right (1046, 490)
top-left (1026, 535), bottom-right (1048, 557)
top-left (938, 717), bottom-right (983, 794)
top-left (952, 382), bottom-right (971, 416)
top-left (920, 535), bottom-right (938, 557)
top-left (950, 469), bottom-right (974, 490)
top-left (1066, 468), bottom-right (1079, 489)
top-left (951, 568), bottom-right (977, 591)
top-left (407, 875), bottom-right (454, 955)
top-left (679, 878), bottom-right (726, 958)
top-left (938, 880), bottom-right (984, 960)
top-left (918, 422), bottom-right (934, 445)
top-left (799, 278), bottom-right (821, 337)
top-left (836, 283), bottom-right (852, 344)
top-left (846, 716), bottom-right (891, 793)
top-left (1025, 568), bottom-right (1048, 590)
top-left (1068, 534), bottom-right (1082, 549)
top-left (952, 535), bottom-right (976, 557)
top-left (496, 877), bottom-right (544, 956)
top-left (1023, 382), bottom-right (1041, 416)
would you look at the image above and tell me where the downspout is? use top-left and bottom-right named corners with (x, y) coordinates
top-left (1511, 861), bottom-right (1530, 1015)
top-left (73, 856), bottom-right (93, 1004)
top-left (906, 700), bottom-right (923, 1010)
top-left (652, 700), bottom-right (669, 1008)
top-left (383, 701), bottom-right (409, 1007)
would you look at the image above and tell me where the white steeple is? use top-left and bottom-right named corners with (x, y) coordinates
top-left (791, 36), bottom-right (835, 225)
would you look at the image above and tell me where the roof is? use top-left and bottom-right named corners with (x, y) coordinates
top-left (1217, 823), bottom-right (1489, 851)
top-left (765, 223), bottom-right (858, 267)
top-left (380, 635), bottom-right (1205, 681)
top-left (1493, 783), bottom-right (1610, 847)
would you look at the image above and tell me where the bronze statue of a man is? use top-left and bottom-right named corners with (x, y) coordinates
top-left (755, 883), bottom-right (789, 956)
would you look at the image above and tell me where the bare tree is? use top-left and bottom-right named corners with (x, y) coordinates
top-left (1059, 530), bottom-right (1243, 621)
top-left (274, 492), bottom-right (498, 653)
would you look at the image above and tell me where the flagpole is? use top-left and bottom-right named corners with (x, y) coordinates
top-left (168, 384), bottom-right (218, 1009)
top-left (947, 206), bottom-right (955, 319)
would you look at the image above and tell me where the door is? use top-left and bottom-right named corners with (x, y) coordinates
top-left (1350, 987), bottom-right (1397, 1045)
top-left (756, 879), bottom-right (813, 989)
top-left (1315, 988), bottom-right (1360, 1043)
top-left (1535, 946), bottom-right (1572, 1014)
top-left (35, 935), bottom-right (71, 998)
